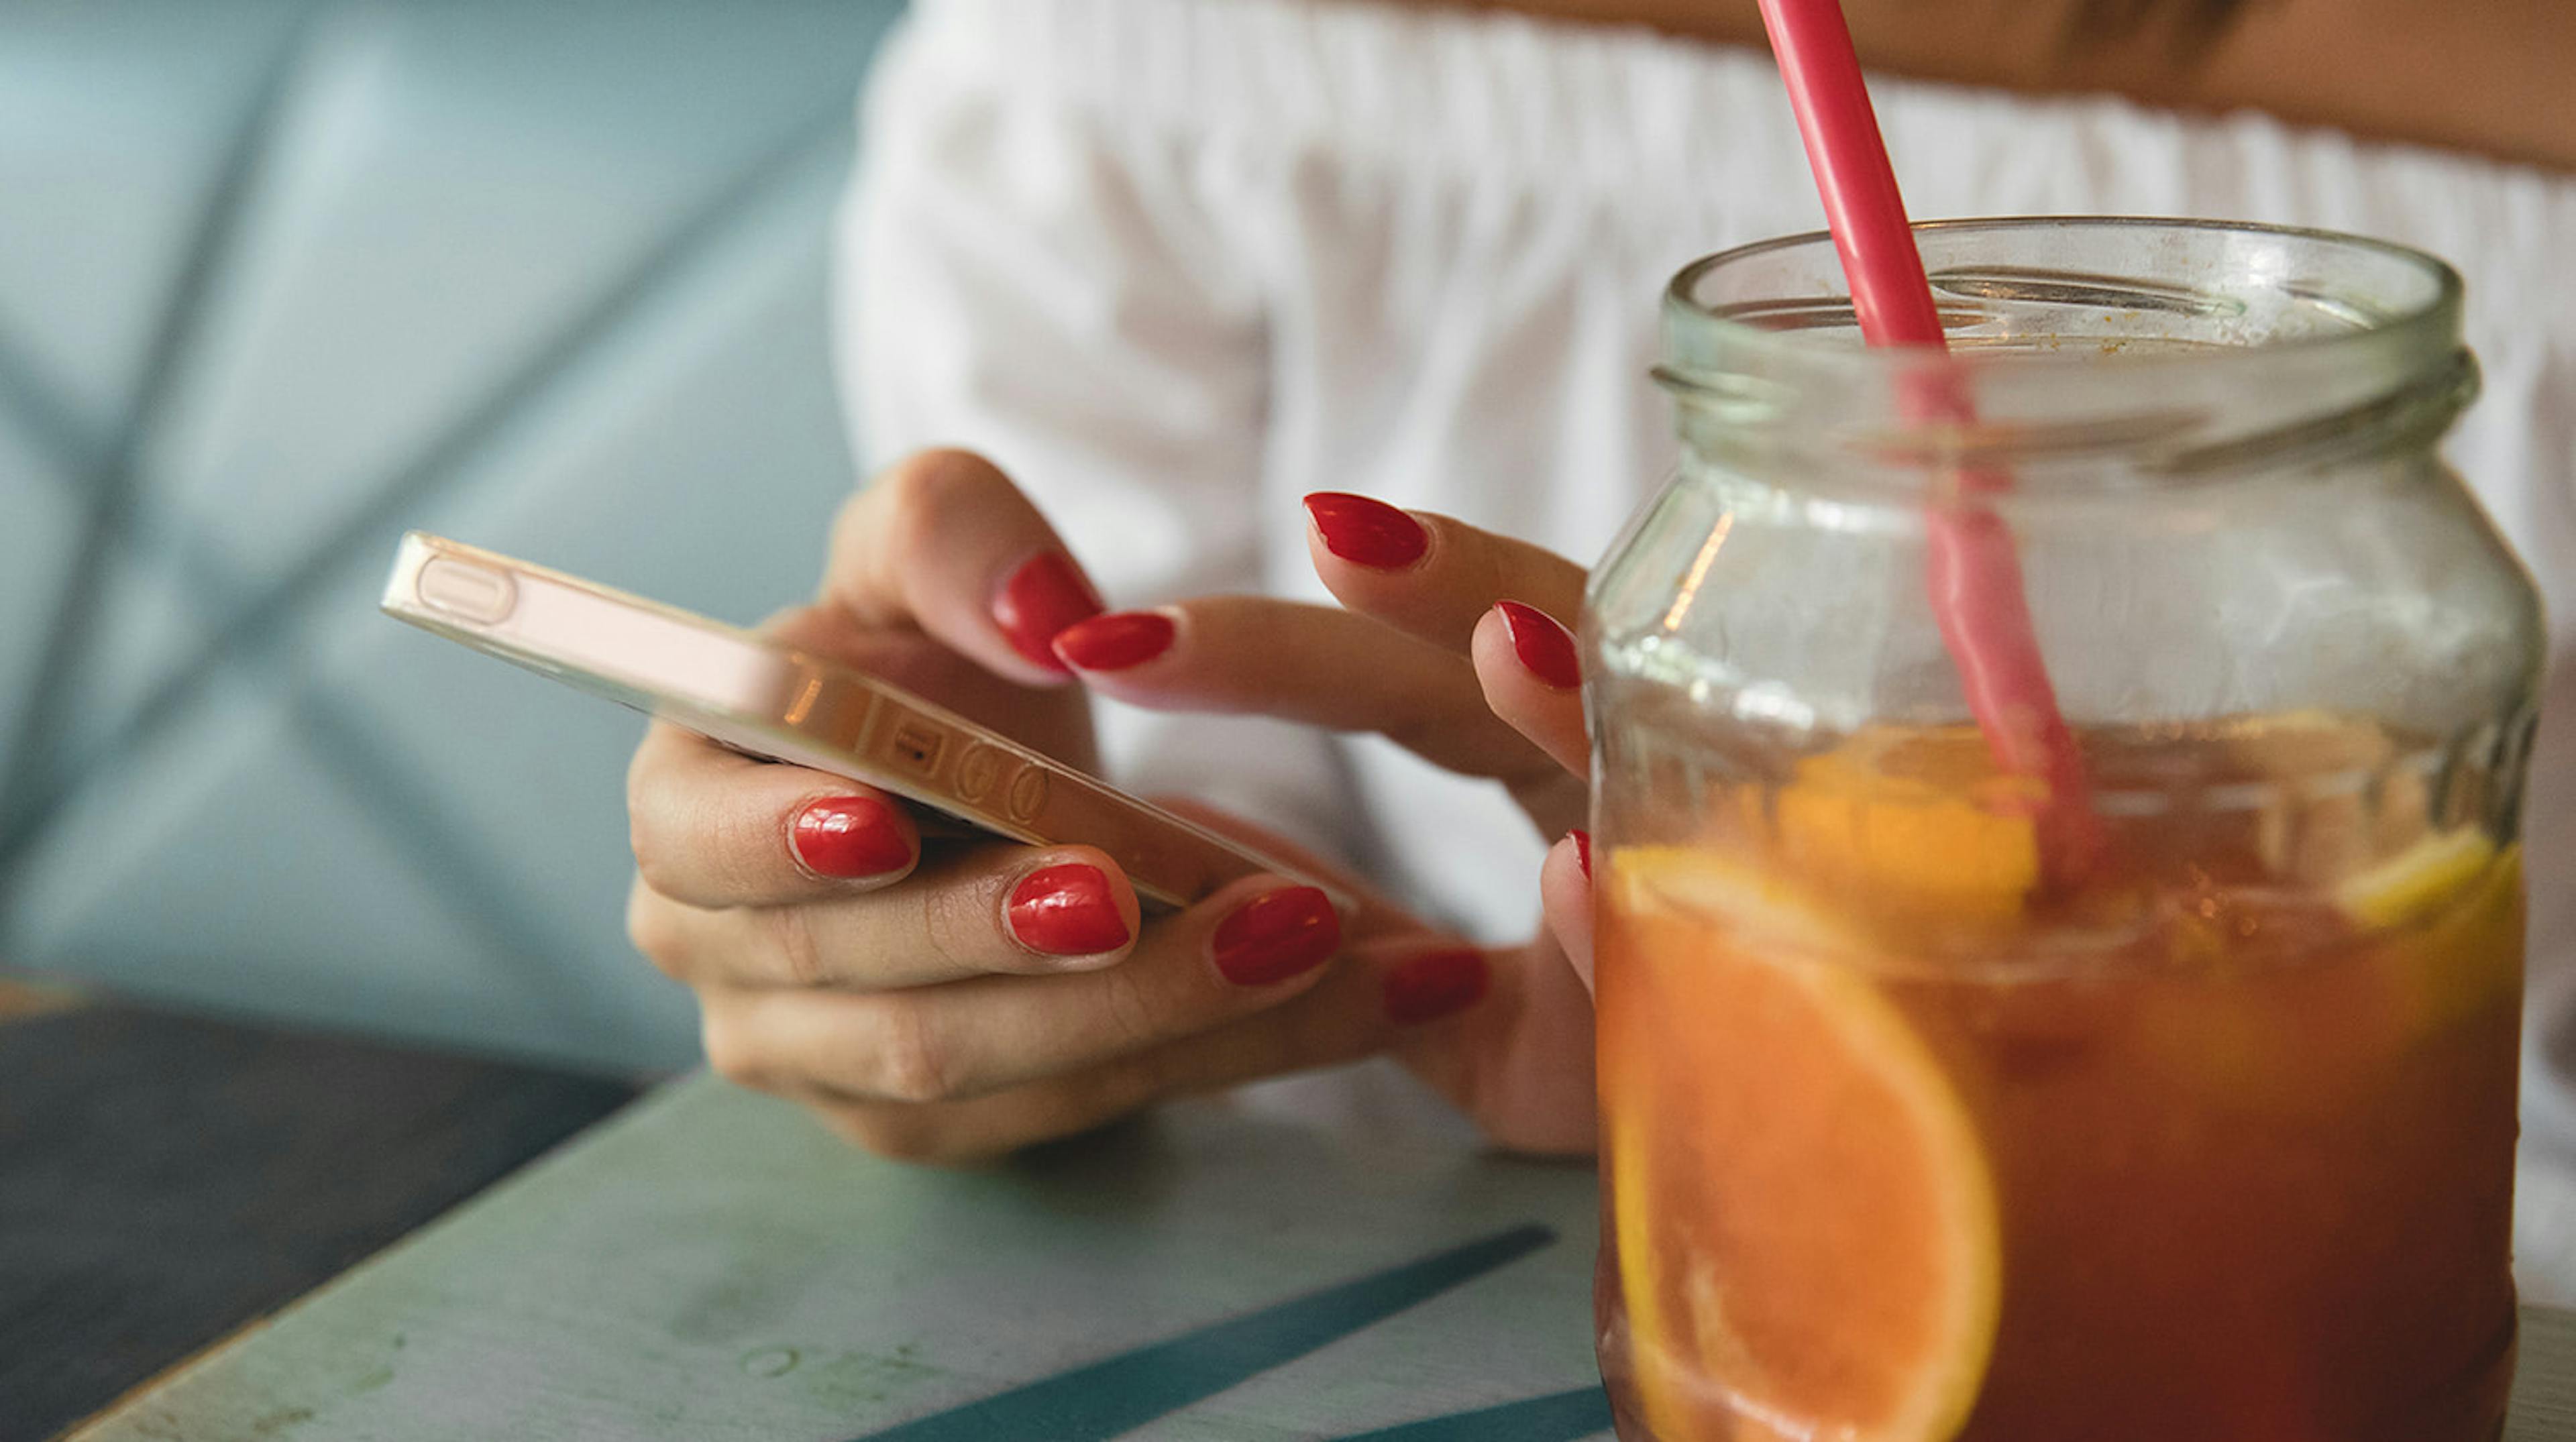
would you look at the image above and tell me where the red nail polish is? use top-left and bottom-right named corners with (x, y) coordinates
top-left (1496, 601), bottom-right (1581, 690)
top-left (1211, 886), bottom-right (1340, 986)
top-left (1571, 828), bottom-right (1593, 881)
top-left (1052, 610), bottom-right (1176, 672)
top-left (1305, 492), bottom-right (1429, 570)
top-left (792, 795), bottom-right (913, 878)
top-left (994, 552), bottom-right (1105, 673)
top-left (1007, 863), bottom-right (1130, 956)
top-left (1383, 948), bottom-right (1488, 1026)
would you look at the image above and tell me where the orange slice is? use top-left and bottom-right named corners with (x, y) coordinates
top-left (1766, 726), bottom-right (2040, 930)
top-left (1605, 848), bottom-right (2001, 1442)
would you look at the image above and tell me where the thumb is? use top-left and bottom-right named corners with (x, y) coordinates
top-left (1542, 830), bottom-right (1595, 995)
top-left (825, 449), bottom-right (1106, 687)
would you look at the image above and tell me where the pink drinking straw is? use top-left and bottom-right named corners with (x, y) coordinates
top-left (1756, 0), bottom-right (2106, 889)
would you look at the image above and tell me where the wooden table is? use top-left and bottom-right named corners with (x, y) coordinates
top-left (59, 1072), bottom-right (2576, 1441)
top-left (0, 981), bottom-right (635, 1441)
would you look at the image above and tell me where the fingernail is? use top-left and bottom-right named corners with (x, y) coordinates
top-left (1007, 863), bottom-right (1130, 956)
top-left (1212, 886), bottom-right (1340, 986)
top-left (1571, 828), bottom-right (1593, 881)
top-left (1305, 492), bottom-right (1429, 570)
top-left (1052, 610), bottom-right (1176, 673)
top-left (1384, 948), bottom-right (1488, 1026)
top-left (994, 551), bottom-right (1105, 673)
top-left (1495, 600), bottom-right (1581, 690)
top-left (792, 795), bottom-right (913, 878)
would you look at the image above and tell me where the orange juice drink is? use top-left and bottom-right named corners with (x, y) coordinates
top-left (1593, 722), bottom-right (2522, 1442)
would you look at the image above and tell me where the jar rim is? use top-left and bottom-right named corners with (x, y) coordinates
top-left (1665, 216), bottom-right (2463, 378)
top-left (1659, 217), bottom-right (2473, 485)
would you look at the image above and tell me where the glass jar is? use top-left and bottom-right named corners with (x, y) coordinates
top-left (1587, 219), bottom-right (2542, 1442)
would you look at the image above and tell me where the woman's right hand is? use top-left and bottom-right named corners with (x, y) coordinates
top-left (622, 451), bottom-right (1469, 1162)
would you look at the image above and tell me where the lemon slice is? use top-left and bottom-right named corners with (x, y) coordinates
top-left (2339, 832), bottom-right (2525, 1048)
top-left (1604, 846), bottom-right (2001, 1441)
top-left (1613, 845), bottom-right (1855, 956)
top-left (2337, 828), bottom-right (2498, 930)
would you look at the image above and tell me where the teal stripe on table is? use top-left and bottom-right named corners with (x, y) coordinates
top-left (851, 1225), bottom-right (1558, 1441)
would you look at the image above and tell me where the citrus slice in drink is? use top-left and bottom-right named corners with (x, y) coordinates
top-left (2341, 829), bottom-right (2523, 1045)
top-left (1605, 847), bottom-right (2002, 1442)
top-left (1767, 726), bottom-right (2041, 930)
top-left (2337, 826), bottom-right (2499, 931)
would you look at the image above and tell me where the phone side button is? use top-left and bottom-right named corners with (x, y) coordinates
top-left (415, 557), bottom-right (518, 624)
top-left (955, 742), bottom-right (1006, 804)
top-left (1005, 765), bottom-right (1049, 824)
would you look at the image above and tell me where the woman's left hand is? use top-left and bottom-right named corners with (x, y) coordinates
top-left (1053, 492), bottom-right (1600, 1154)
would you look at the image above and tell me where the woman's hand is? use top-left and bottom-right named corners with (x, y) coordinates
top-left (625, 452), bottom-right (1545, 1163)
top-left (1052, 490), bottom-right (1603, 1147)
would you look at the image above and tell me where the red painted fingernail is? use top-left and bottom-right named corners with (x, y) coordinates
top-left (1052, 610), bottom-right (1176, 672)
top-left (994, 551), bottom-right (1105, 673)
top-left (1305, 492), bottom-right (1429, 570)
top-left (1496, 601), bottom-right (1581, 690)
top-left (1571, 828), bottom-right (1593, 881)
top-left (1383, 948), bottom-right (1488, 1026)
top-left (791, 795), bottom-right (913, 878)
top-left (1212, 886), bottom-right (1340, 986)
top-left (1007, 863), bottom-right (1130, 956)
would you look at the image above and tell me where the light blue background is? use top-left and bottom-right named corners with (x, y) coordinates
top-left (0, 0), bottom-right (907, 1073)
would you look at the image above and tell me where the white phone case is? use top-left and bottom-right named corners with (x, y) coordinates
top-left (381, 532), bottom-right (1330, 911)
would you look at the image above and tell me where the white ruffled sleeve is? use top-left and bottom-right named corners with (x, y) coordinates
top-left (830, 14), bottom-right (1364, 865)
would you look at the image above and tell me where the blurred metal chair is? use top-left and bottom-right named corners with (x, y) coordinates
top-left (0, 0), bottom-right (904, 1072)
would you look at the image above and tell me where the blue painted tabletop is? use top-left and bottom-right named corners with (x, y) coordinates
top-left (68, 1072), bottom-right (2576, 1441)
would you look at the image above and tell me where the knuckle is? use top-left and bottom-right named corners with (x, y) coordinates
top-left (625, 882), bottom-right (688, 975)
top-left (712, 795), bottom-right (795, 898)
top-left (916, 875), bottom-right (987, 974)
top-left (628, 783), bottom-right (789, 910)
top-left (623, 734), bottom-right (692, 891)
top-left (875, 450), bottom-right (967, 545)
top-left (841, 449), bottom-right (1010, 620)
top-left (623, 728), bottom-right (666, 812)
top-left (1092, 960), bottom-right (1166, 1054)
top-left (865, 997), bottom-right (959, 1105)
top-left (625, 783), bottom-right (674, 890)
top-left (891, 447), bottom-right (1004, 517)
top-left (700, 1013), bottom-right (767, 1091)
top-left (629, 826), bottom-right (684, 902)
top-left (762, 903), bottom-right (830, 989)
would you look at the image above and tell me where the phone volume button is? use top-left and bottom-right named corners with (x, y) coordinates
top-left (1005, 765), bottom-right (1049, 824)
top-left (955, 742), bottom-right (1006, 804)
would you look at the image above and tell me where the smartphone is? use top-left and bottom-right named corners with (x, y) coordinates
top-left (380, 532), bottom-right (1324, 911)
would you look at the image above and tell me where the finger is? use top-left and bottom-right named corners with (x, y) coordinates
top-left (1301, 492), bottom-right (1587, 656)
top-left (702, 873), bottom-right (1357, 1106)
top-left (631, 844), bottom-right (1142, 991)
top-left (826, 449), bottom-right (1106, 687)
top-left (1470, 601), bottom-right (1589, 779)
top-left (1051, 596), bottom-right (1556, 785)
top-left (792, 934), bottom-right (1493, 1164)
top-left (627, 722), bottom-right (920, 908)
top-left (1542, 830), bottom-right (1595, 995)
top-left (1148, 794), bottom-right (1424, 941)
